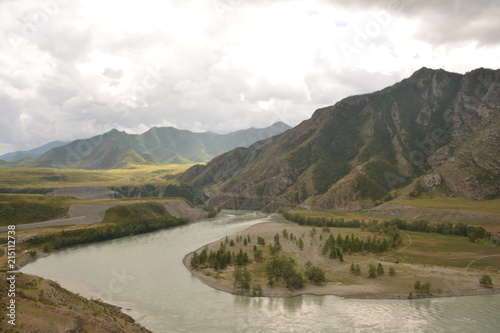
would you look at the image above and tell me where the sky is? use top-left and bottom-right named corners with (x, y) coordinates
top-left (1, 0), bottom-right (500, 155)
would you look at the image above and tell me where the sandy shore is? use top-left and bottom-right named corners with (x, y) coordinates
top-left (183, 222), bottom-right (500, 299)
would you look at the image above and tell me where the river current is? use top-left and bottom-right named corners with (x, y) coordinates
top-left (22, 210), bottom-right (500, 333)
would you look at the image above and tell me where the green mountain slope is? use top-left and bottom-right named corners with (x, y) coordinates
top-left (179, 67), bottom-right (500, 211)
top-left (22, 122), bottom-right (291, 169)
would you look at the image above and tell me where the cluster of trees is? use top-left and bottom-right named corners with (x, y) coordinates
top-left (281, 229), bottom-right (304, 250)
top-left (233, 267), bottom-right (264, 296)
top-left (351, 263), bottom-right (395, 278)
top-left (322, 233), bottom-right (390, 261)
top-left (0, 195), bottom-right (69, 225)
top-left (229, 234), bottom-right (252, 247)
top-left (190, 245), bottom-right (250, 270)
top-left (350, 263), bottom-right (361, 276)
top-left (234, 267), bottom-right (252, 292)
top-left (253, 245), bottom-right (264, 262)
top-left (368, 263), bottom-right (385, 278)
top-left (201, 206), bottom-right (220, 218)
top-left (304, 261), bottom-right (326, 284)
top-left (282, 213), bottom-right (490, 243)
top-left (283, 213), bottom-right (363, 228)
top-left (266, 256), bottom-right (304, 291)
top-left (410, 280), bottom-right (432, 298)
top-left (30, 216), bottom-right (188, 251)
top-left (382, 219), bottom-right (489, 242)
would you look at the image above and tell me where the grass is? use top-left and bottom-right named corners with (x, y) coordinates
top-left (286, 207), bottom-right (387, 222)
top-left (0, 164), bottom-right (192, 189)
top-left (0, 192), bottom-right (193, 226)
top-left (0, 273), bottom-right (152, 332)
top-left (385, 231), bottom-right (500, 268)
top-left (390, 196), bottom-right (500, 214)
top-left (102, 202), bottom-right (174, 223)
top-left (0, 194), bottom-right (71, 226)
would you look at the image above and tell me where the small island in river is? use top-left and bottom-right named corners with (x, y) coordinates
top-left (184, 220), bottom-right (500, 299)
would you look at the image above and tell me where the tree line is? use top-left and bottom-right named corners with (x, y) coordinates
top-left (190, 244), bottom-right (250, 270)
top-left (282, 213), bottom-right (490, 242)
top-left (28, 216), bottom-right (188, 251)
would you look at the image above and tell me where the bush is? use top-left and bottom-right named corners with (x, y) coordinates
top-left (480, 275), bottom-right (493, 286)
top-left (305, 263), bottom-right (326, 285)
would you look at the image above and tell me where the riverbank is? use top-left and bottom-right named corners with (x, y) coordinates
top-left (0, 199), bottom-right (210, 333)
top-left (184, 222), bottom-right (500, 299)
top-left (0, 272), bottom-right (152, 332)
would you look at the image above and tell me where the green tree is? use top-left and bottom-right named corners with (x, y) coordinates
top-left (190, 252), bottom-right (199, 268)
top-left (377, 263), bottom-right (384, 275)
top-left (234, 267), bottom-right (252, 293)
top-left (253, 246), bottom-right (263, 262)
top-left (389, 267), bottom-right (396, 276)
top-left (274, 234), bottom-right (280, 246)
top-left (420, 282), bottom-right (431, 294)
top-left (252, 283), bottom-right (263, 297)
top-left (282, 229), bottom-right (289, 239)
top-left (305, 265), bottom-right (326, 284)
top-left (266, 256), bottom-right (304, 291)
top-left (480, 275), bottom-right (493, 286)
top-left (298, 237), bottom-right (304, 251)
top-left (199, 247), bottom-right (208, 264)
top-left (368, 264), bottom-right (377, 278)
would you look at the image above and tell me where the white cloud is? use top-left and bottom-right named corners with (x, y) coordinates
top-left (0, 0), bottom-right (499, 154)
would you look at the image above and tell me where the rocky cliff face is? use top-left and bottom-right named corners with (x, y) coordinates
top-left (180, 67), bottom-right (500, 211)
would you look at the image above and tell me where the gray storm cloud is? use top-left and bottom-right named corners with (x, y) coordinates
top-left (0, 0), bottom-right (499, 154)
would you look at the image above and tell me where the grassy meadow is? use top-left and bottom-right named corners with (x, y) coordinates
top-left (0, 164), bottom-right (193, 190)
top-left (389, 196), bottom-right (500, 214)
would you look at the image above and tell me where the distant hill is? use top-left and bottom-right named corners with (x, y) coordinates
top-left (17, 122), bottom-right (290, 169)
top-left (0, 141), bottom-right (67, 162)
top-left (180, 67), bottom-right (500, 211)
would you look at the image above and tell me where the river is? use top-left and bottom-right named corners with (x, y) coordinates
top-left (22, 210), bottom-right (500, 332)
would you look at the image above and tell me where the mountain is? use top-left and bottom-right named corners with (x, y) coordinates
top-left (0, 141), bottom-right (67, 162)
top-left (179, 68), bottom-right (500, 211)
top-left (23, 122), bottom-right (291, 169)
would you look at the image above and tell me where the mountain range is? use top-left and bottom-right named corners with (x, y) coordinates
top-left (0, 141), bottom-right (68, 162)
top-left (179, 67), bottom-right (500, 211)
top-left (1, 122), bottom-right (291, 169)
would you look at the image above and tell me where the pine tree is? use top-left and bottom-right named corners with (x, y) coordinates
top-left (377, 263), bottom-right (384, 275)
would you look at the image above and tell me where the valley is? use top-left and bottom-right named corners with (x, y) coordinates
top-left (0, 67), bottom-right (499, 332)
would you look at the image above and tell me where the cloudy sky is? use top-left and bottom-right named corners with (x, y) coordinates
top-left (1, 0), bottom-right (499, 154)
